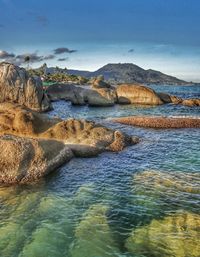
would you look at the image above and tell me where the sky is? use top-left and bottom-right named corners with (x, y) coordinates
top-left (0, 0), bottom-right (200, 81)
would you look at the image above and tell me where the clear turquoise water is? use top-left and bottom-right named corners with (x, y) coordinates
top-left (0, 85), bottom-right (200, 257)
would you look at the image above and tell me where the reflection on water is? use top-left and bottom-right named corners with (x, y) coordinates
top-left (0, 85), bottom-right (200, 257)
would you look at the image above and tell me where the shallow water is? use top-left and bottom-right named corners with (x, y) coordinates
top-left (0, 85), bottom-right (200, 257)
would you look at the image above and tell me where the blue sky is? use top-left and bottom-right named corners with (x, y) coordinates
top-left (0, 0), bottom-right (200, 81)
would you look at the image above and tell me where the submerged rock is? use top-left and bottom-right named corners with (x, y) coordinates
top-left (0, 135), bottom-right (73, 184)
top-left (0, 62), bottom-right (51, 111)
top-left (70, 204), bottom-right (119, 257)
top-left (130, 170), bottom-right (200, 219)
top-left (116, 84), bottom-right (164, 105)
top-left (125, 211), bottom-right (200, 257)
top-left (112, 116), bottom-right (200, 128)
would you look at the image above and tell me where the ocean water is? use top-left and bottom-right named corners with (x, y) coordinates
top-left (0, 85), bottom-right (200, 257)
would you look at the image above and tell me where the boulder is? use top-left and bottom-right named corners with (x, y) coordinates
top-left (46, 83), bottom-right (78, 101)
top-left (86, 88), bottom-right (117, 106)
top-left (0, 62), bottom-right (51, 111)
top-left (116, 84), bottom-right (164, 105)
top-left (0, 135), bottom-right (73, 184)
top-left (157, 92), bottom-right (183, 104)
top-left (46, 83), bottom-right (117, 107)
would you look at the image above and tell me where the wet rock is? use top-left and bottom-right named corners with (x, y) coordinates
top-left (112, 116), bottom-right (200, 128)
top-left (70, 204), bottom-right (119, 257)
top-left (0, 62), bottom-right (51, 111)
top-left (116, 84), bottom-right (164, 105)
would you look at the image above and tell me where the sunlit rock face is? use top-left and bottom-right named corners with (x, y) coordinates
top-left (125, 211), bottom-right (200, 257)
top-left (116, 84), bottom-right (164, 105)
top-left (0, 103), bottom-right (137, 152)
top-left (0, 62), bottom-right (52, 111)
top-left (0, 135), bottom-right (73, 184)
top-left (70, 204), bottom-right (120, 257)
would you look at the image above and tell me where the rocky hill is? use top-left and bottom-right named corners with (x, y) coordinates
top-left (68, 63), bottom-right (192, 85)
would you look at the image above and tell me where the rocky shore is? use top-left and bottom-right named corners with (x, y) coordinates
top-left (0, 103), bottom-right (138, 184)
top-left (0, 62), bottom-right (199, 184)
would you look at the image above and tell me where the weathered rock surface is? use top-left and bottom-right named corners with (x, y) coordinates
top-left (116, 84), bottom-right (164, 105)
top-left (86, 88), bottom-right (117, 106)
top-left (0, 135), bottom-right (73, 184)
top-left (0, 62), bottom-right (51, 111)
top-left (46, 83), bottom-right (117, 106)
top-left (112, 116), bottom-right (200, 128)
top-left (0, 103), bottom-right (138, 183)
top-left (0, 103), bottom-right (136, 151)
top-left (126, 211), bottom-right (200, 257)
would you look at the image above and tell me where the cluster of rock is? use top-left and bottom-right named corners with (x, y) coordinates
top-left (0, 103), bottom-right (138, 184)
top-left (46, 77), bottom-right (200, 107)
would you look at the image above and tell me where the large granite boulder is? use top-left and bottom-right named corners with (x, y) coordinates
top-left (46, 83), bottom-right (117, 106)
top-left (46, 83), bottom-right (79, 101)
top-left (116, 84), bottom-right (164, 105)
top-left (86, 88), bottom-right (117, 106)
top-left (0, 62), bottom-right (51, 111)
top-left (0, 135), bottom-right (73, 184)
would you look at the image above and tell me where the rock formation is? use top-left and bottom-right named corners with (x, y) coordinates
top-left (0, 103), bottom-right (138, 184)
top-left (47, 82), bottom-right (200, 108)
top-left (112, 116), bottom-right (200, 128)
top-left (0, 62), bottom-right (52, 111)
